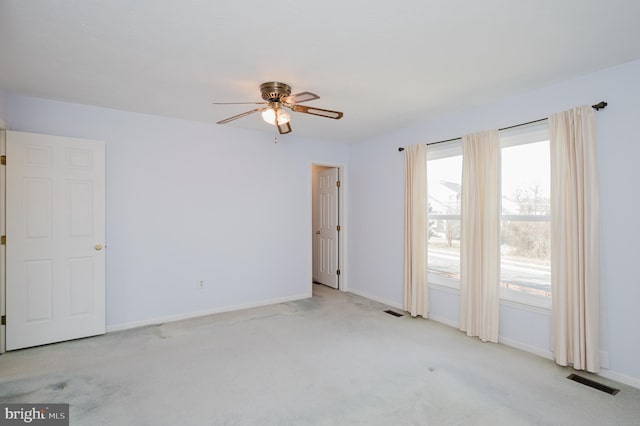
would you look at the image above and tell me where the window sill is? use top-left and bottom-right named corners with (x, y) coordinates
top-left (428, 283), bottom-right (551, 313)
top-left (427, 274), bottom-right (460, 291)
top-left (429, 282), bottom-right (460, 295)
top-left (499, 289), bottom-right (551, 313)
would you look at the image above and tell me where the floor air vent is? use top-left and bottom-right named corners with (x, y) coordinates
top-left (384, 310), bottom-right (403, 317)
top-left (567, 374), bottom-right (619, 395)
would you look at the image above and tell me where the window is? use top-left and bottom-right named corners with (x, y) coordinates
top-left (427, 142), bottom-right (462, 288)
top-left (500, 123), bottom-right (551, 306)
top-left (426, 123), bottom-right (551, 307)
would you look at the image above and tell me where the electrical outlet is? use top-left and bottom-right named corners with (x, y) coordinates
top-left (198, 280), bottom-right (204, 288)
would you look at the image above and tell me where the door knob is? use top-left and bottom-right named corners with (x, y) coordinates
top-left (316, 231), bottom-right (321, 234)
top-left (94, 244), bottom-right (103, 251)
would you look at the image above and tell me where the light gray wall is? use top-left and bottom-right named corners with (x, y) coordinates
top-left (348, 59), bottom-right (640, 387)
top-left (0, 88), bottom-right (7, 128)
top-left (6, 95), bottom-right (349, 330)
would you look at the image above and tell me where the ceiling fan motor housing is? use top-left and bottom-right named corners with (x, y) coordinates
top-left (260, 82), bottom-right (291, 102)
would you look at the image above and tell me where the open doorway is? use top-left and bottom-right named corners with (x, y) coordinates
top-left (311, 164), bottom-right (343, 291)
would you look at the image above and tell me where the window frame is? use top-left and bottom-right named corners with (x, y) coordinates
top-left (427, 140), bottom-right (463, 289)
top-left (424, 124), bottom-right (552, 310)
top-left (499, 122), bottom-right (551, 309)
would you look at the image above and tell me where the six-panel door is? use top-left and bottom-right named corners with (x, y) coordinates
top-left (6, 130), bottom-right (105, 350)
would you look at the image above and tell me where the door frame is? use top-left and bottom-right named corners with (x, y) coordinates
top-left (310, 161), bottom-right (346, 293)
top-left (1, 130), bottom-right (6, 354)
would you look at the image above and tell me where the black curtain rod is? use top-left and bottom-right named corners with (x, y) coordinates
top-left (397, 101), bottom-right (608, 152)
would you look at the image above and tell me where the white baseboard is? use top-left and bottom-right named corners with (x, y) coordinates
top-left (498, 336), bottom-right (554, 360)
top-left (430, 314), bottom-right (555, 361)
top-left (597, 368), bottom-right (640, 390)
top-left (106, 292), bottom-right (311, 333)
top-left (347, 288), bottom-right (403, 310)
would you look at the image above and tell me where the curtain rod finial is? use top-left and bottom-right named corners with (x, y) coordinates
top-left (398, 147), bottom-right (405, 152)
top-left (592, 101), bottom-right (607, 111)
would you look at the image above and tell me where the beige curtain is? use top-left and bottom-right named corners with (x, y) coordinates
top-left (549, 106), bottom-right (600, 372)
top-left (403, 144), bottom-right (428, 317)
top-left (460, 130), bottom-right (500, 342)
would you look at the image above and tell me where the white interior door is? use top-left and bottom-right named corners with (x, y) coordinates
top-left (316, 167), bottom-right (339, 289)
top-left (6, 131), bottom-right (105, 350)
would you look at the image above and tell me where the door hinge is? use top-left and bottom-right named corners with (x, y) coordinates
top-left (1, 315), bottom-right (5, 326)
top-left (0, 155), bottom-right (5, 165)
top-left (0, 235), bottom-right (5, 245)
top-left (336, 269), bottom-right (341, 276)
top-left (336, 180), bottom-right (341, 187)
top-left (336, 225), bottom-right (341, 232)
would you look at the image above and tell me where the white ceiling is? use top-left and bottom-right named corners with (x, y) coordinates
top-left (1, 1), bottom-right (640, 143)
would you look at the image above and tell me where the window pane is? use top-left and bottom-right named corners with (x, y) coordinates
top-left (428, 219), bottom-right (461, 281)
top-left (428, 155), bottom-right (462, 284)
top-left (500, 140), bottom-right (551, 298)
top-left (428, 155), bottom-right (462, 215)
top-left (500, 220), bottom-right (551, 297)
top-left (501, 141), bottom-right (550, 216)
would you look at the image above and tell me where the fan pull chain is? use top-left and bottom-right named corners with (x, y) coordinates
top-left (274, 127), bottom-right (278, 143)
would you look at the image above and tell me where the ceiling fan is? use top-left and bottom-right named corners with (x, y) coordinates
top-left (214, 82), bottom-right (343, 135)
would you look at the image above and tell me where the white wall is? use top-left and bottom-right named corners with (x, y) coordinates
top-left (5, 95), bottom-right (349, 330)
top-left (348, 59), bottom-right (640, 387)
top-left (0, 89), bottom-right (7, 128)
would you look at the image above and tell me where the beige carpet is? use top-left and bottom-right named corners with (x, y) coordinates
top-left (1, 284), bottom-right (639, 425)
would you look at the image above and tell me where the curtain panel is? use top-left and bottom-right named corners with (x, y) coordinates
top-left (549, 105), bottom-right (600, 372)
top-left (460, 130), bottom-right (500, 343)
top-left (403, 144), bottom-right (428, 318)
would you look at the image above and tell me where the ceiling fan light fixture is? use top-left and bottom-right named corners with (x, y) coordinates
top-left (214, 81), bottom-right (343, 135)
top-left (262, 108), bottom-right (290, 126)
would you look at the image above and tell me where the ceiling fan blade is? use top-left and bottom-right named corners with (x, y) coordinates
top-left (213, 101), bottom-right (267, 105)
top-left (290, 105), bottom-right (343, 119)
top-left (216, 107), bottom-right (267, 124)
top-left (283, 91), bottom-right (320, 104)
top-left (277, 121), bottom-right (292, 135)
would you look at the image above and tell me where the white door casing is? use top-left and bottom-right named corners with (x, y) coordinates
top-left (0, 131), bottom-right (6, 354)
top-left (6, 131), bottom-right (105, 350)
top-left (316, 167), bottom-right (339, 289)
